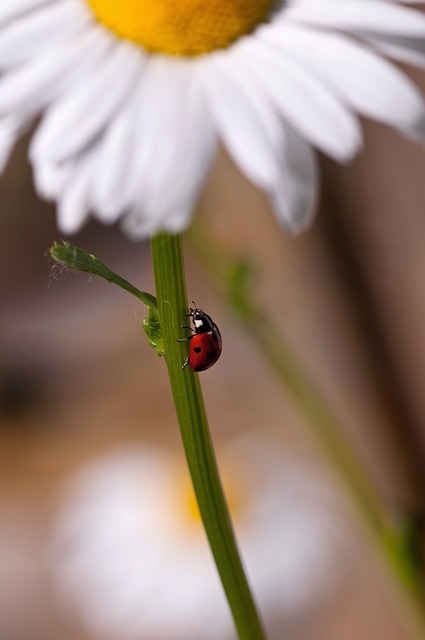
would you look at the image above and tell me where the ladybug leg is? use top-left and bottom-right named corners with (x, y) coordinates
top-left (180, 324), bottom-right (192, 330)
top-left (177, 334), bottom-right (194, 343)
top-left (178, 332), bottom-right (193, 370)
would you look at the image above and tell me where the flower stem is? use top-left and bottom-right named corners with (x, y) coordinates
top-left (150, 232), bottom-right (266, 640)
top-left (187, 221), bottom-right (425, 639)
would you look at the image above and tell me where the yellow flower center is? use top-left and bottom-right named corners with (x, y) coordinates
top-left (182, 469), bottom-right (243, 528)
top-left (86, 0), bottom-right (275, 57)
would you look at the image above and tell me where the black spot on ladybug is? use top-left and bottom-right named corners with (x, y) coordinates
top-left (194, 366), bottom-right (203, 372)
top-left (193, 346), bottom-right (202, 353)
top-left (208, 351), bottom-right (218, 358)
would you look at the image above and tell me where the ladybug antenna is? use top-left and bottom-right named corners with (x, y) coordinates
top-left (186, 301), bottom-right (199, 318)
top-left (186, 301), bottom-right (196, 318)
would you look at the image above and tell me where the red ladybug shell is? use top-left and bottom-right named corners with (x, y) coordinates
top-left (188, 325), bottom-right (222, 372)
top-left (180, 306), bottom-right (222, 372)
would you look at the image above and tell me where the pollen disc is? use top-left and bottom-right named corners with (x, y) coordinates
top-left (86, 0), bottom-right (275, 57)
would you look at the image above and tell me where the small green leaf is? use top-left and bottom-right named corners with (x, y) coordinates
top-left (383, 513), bottom-right (425, 594)
top-left (50, 240), bottom-right (163, 354)
top-left (226, 257), bottom-right (256, 321)
top-left (143, 309), bottom-right (163, 356)
top-left (50, 241), bottom-right (157, 310)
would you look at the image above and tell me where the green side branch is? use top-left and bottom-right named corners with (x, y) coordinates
top-left (49, 240), bottom-right (162, 354)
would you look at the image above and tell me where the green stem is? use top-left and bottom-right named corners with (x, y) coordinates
top-left (150, 233), bottom-right (266, 640)
top-left (187, 222), bottom-right (385, 527)
top-left (249, 313), bottom-right (385, 530)
top-left (247, 312), bottom-right (425, 635)
top-left (187, 221), bottom-right (425, 638)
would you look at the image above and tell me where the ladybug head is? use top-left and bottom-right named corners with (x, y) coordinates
top-left (187, 304), bottom-right (214, 333)
top-left (188, 306), bottom-right (202, 319)
top-left (188, 305), bottom-right (205, 327)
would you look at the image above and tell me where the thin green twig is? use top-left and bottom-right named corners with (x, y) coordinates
top-left (187, 219), bottom-right (425, 639)
top-left (50, 240), bottom-right (157, 309)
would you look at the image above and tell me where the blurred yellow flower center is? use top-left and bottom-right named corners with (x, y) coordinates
top-left (86, 0), bottom-right (275, 56)
top-left (184, 472), bottom-right (242, 526)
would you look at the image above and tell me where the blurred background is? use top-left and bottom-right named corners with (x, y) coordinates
top-left (2, 65), bottom-right (425, 640)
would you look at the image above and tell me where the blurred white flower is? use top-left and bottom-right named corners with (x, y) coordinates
top-left (51, 440), bottom-right (347, 640)
top-left (1, 0), bottom-right (425, 238)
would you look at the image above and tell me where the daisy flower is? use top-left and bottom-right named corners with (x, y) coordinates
top-left (1, 0), bottom-right (425, 238)
top-left (51, 441), bottom-right (344, 640)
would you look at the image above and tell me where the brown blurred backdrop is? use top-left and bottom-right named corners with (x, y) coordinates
top-left (2, 67), bottom-right (425, 640)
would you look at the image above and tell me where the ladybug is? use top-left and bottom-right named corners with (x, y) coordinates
top-left (178, 304), bottom-right (222, 372)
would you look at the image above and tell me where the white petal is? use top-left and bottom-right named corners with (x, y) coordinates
top-left (91, 76), bottom-right (146, 222)
top-left (0, 0), bottom-right (55, 27)
top-left (231, 38), bottom-right (361, 162)
top-left (139, 63), bottom-right (215, 231)
top-left (201, 56), bottom-right (311, 231)
top-left (273, 122), bottom-right (319, 233)
top-left (122, 59), bottom-right (216, 237)
top-left (0, 26), bottom-right (103, 116)
top-left (56, 151), bottom-right (95, 234)
top-left (33, 159), bottom-right (70, 199)
top-left (201, 55), bottom-right (286, 189)
top-left (0, 0), bottom-right (90, 70)
top-left (0, 118), bottom-right (20, 172)
top-left (285, 0), bottom-right (425, 36)
top-left (25, 31), bottom-right (117, 190)
top-left (112, 64), bottom-right (166, 231)
top-left (30, 40), bottom-right (143, 164)
top-left (260, 22), bottom-right (425, 135)
top-left (361, 34), bottom-right (425, 69)
top-left (105, 60), bottom-right (169, 231)
top-left (117, 59), bottom-right (190, 232)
